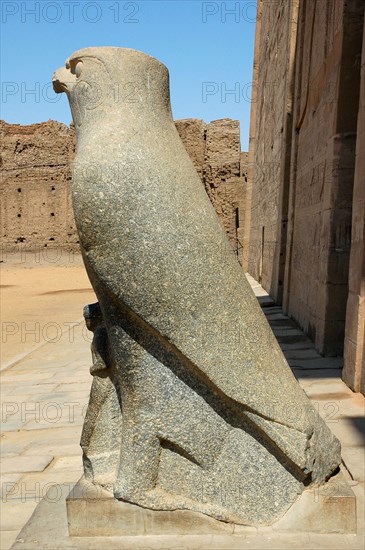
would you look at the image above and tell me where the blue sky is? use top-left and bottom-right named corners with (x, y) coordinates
top-left (1, 1), bottom-right (257, 149)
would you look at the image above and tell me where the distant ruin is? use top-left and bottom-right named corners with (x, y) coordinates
top-left (0, 118), bottom-right (247, 264)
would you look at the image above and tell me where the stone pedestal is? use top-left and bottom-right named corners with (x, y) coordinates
top-left (66, 474), bottom-right (356, 536)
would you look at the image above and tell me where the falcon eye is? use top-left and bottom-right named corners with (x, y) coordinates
top-left (75, 61), bottom-right (83, 78)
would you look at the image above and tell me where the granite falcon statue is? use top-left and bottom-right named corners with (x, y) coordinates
top-left (53, 47), bottom-right (341, 525)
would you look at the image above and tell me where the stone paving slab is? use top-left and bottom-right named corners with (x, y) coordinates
top-left (342, 448), bottom-right (365, 482)
top-left (283, 349), bottom-right (324, 359)
top-left (1, 531), bottom-right (19, 550)
top-left (1, 501), bottom-right (39, 532)
top-left (0, 456), bottom-right (54, 475)
top-left (329, 417), bottom-right (365, 449)
top-left (288, 358), bottom-right (345, 369)
top-left (0, 475), bottom-right (22, 499)
top-left (293, 367), bottom-right (344, 381)
top-left (2, 445), bottom-right (81, 463)
top-left (5, 473), bottom-right (82, 503)
top-left (1, 426), bottom-right (83, 451)
top-left (281, 342), bottom-right (317, 351)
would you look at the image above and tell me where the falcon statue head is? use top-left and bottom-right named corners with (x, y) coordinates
top-left (52, 47), bottom-right (172, 130)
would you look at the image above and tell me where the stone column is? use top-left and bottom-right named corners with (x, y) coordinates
top-left (343, 25), bottom-right (365, 394)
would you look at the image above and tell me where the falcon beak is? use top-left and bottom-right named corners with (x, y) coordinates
top-left (52, 66), bottom-right (75, 94)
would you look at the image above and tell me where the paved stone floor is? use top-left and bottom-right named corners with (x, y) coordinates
top-left (1, 261), bottom-right (364, 549)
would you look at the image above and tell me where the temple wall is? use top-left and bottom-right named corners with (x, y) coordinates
top-left (247, 0), bottom-right (364, 391)
top-left (343, 25), bottom-right (365, 394)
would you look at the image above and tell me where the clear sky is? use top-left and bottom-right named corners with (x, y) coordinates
top-left (1, 0), bottom-right (257, 150)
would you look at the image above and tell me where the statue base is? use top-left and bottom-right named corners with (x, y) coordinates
top-left (66, 474), bottom-right (356, 536)
top-left (9, 473), bottom-right (361, 550)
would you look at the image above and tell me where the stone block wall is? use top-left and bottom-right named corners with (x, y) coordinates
top-left (247, 0), bottom-right (364, 391)
top-left (246, 0), bottom-right (299, 304)
top-left (284, 0), bottom-right (363, 357)
top-left (177, 118), bottom-right (246, 262)
top-left (1, 118), bottom-right (246, 263)
top-left (343, 26), bottom-right (365, 394)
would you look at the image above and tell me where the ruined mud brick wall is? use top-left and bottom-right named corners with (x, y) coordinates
top-left (248, 0), bottom-right (364, 365)
top-left (1, 120), bottom-right (77, 253)
top-left (1, 118), bottom-right (246, 263)
top-left (175, 118), bottom-right (246, 264)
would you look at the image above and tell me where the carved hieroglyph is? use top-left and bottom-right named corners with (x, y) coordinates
top-left (53, 47), bottom-right (341, 525)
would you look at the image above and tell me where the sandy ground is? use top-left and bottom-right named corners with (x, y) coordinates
top-left (1, 252), bottom-right (96, 367)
